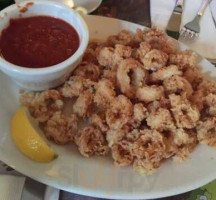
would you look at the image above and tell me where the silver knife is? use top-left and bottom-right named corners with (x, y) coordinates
top-left (166, 0), bottom-right (184, 40)
top-left (210, 0), bottom-right (216, 27)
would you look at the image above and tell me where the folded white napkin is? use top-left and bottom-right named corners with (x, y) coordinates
top-left (151, 0), bottom-right (216, 59)
top-left (0, 175), bottom-right (26, 200)
top-left (44, 186), bottom-right (60, 200)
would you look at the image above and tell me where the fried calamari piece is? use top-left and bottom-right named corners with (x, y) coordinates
top-left (97, 47), bottom-right (114, 67)
top-left (44, 111), bottom-right (78, 144)
top-left (83, 40), bottom-right (108, 64)
top-left (134, 27), bottom-right (165, 42)
top-left (75, 125), bottom-right (109, 157)
top-left (131, 129), bottom-right (166, 174)
top-left (198, 80), bottom-right (216, 96)
top-left (190, 90), bottom-right (204, 112)
top-left (106, 128), bottom-right (126, 147)
top-left (124, 103), bottom-right (149, 130)
top-left (169, 94), bottom-right (200, 129)
top-left (73, 90), bottom-right (94, 118)
top-left (147, 36), bottom-right (178, 55)
top-left (147, 97), bottom-right (171, 113)
top-left (169, 50), bottom-right (197, 70)
top-left (142, 49), bottom-right (168, 71)
top-left (106, 95), bottom-right (133, 129)
top-left (73, 62), bottom-right (101, 81)
top-left (204, 93), bottom-right (216, 116)
top-left (136, 85), bottom-right (164, 103)
top-left (97, 45), bottom-right (132, 68)
top-left (107, 30), bottom-right (134, 46)
top-left (146, 108), bottom-right (175, 131)
top-left (136, 41), bottom-right (151, 61)
top-left (183, 65), bottom-right (203, 89)
top-left (91, 111), bottom-right (109, 132)
top-left (172, 129), bottom-right (198, 163)
top-left (112, 140), bottom-right (134, 166)
top-left (117, 59), bottom-right (147, 98)
top-left (197, 117), bottom-right (216, 147)
top-left (135, 27), bottom-right (178, 54)
top-left (114, 44), bottom-right (133, 60)
top-left (163, 75), bottom-right (193, 98)
top-left (133, 103), bottom-right (148, 122)
top-left (149, 65), bottom-right (182, 83)
top-left (20, 90), bottom-right (64, 122)
top-left (61, 76), bottom-right (95, 98)
top-left (102, 64), bottom-right (118, 85)
top-left (94, 78), bottom-right (116, 108)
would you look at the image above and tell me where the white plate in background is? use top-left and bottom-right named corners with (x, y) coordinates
top-left (1, 15), bottom-right (216, 199)
top-left (15, 0), bottom-right (102, 13)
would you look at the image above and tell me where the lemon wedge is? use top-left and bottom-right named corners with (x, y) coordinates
top-left (73, 6), bottom-right (88, 15)
top-left (11, 107), bottom-right (57, 162)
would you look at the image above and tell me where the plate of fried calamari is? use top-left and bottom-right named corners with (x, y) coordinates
top-left (1, 15), bottom-right (216, 199)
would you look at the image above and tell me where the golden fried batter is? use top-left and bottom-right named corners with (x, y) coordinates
top-left (20, 27), bottom-right (216, 175)
top-left (169, 94), bottom-right (200, 129)
top-left (75, 125), bottom-right (109, 157)
top-left (136, 85), bottom-right (164, 103)
top-left (44, 111), bottom-right (78, 144)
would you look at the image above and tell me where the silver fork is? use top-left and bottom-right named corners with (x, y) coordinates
top-left (180, 0), bottom-right (212, 39)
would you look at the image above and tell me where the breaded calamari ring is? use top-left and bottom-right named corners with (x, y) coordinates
top-left (112, 140), bottom-right (134, 166)
top-left (131, 129), bottom-right (166, 174)
top-left (117, 59), bottom-right (147, 98)
top-left (75, 125), bottom-right (109, 157)
top-left (141, 49), bottom-right (168, 71)
top-left (163, 75), bottom-right (193, 98)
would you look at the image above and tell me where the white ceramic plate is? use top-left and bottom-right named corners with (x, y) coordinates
top-left (1, 15), bottom-right (216, 200)
top-left (14, 0), bottom-right (102, 13)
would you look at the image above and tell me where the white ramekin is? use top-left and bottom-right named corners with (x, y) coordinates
top-left (0, 0), bottom-right (89, 91)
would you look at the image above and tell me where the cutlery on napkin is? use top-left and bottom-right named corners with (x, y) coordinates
top-left (151, 0), bottom-right (216, 60)
top-left (166, 0), bottom-right (184, 39)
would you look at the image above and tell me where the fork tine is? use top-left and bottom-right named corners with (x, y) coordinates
top-left (184, 29), bottom-right (191, 39)
top-left (188, 30), bottom-right (194, 39)
top-left (180, 28), bottom-right (187, 38)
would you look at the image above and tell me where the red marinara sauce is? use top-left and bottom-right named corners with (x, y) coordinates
top-left (0, 16), bottom-right (80, 68)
